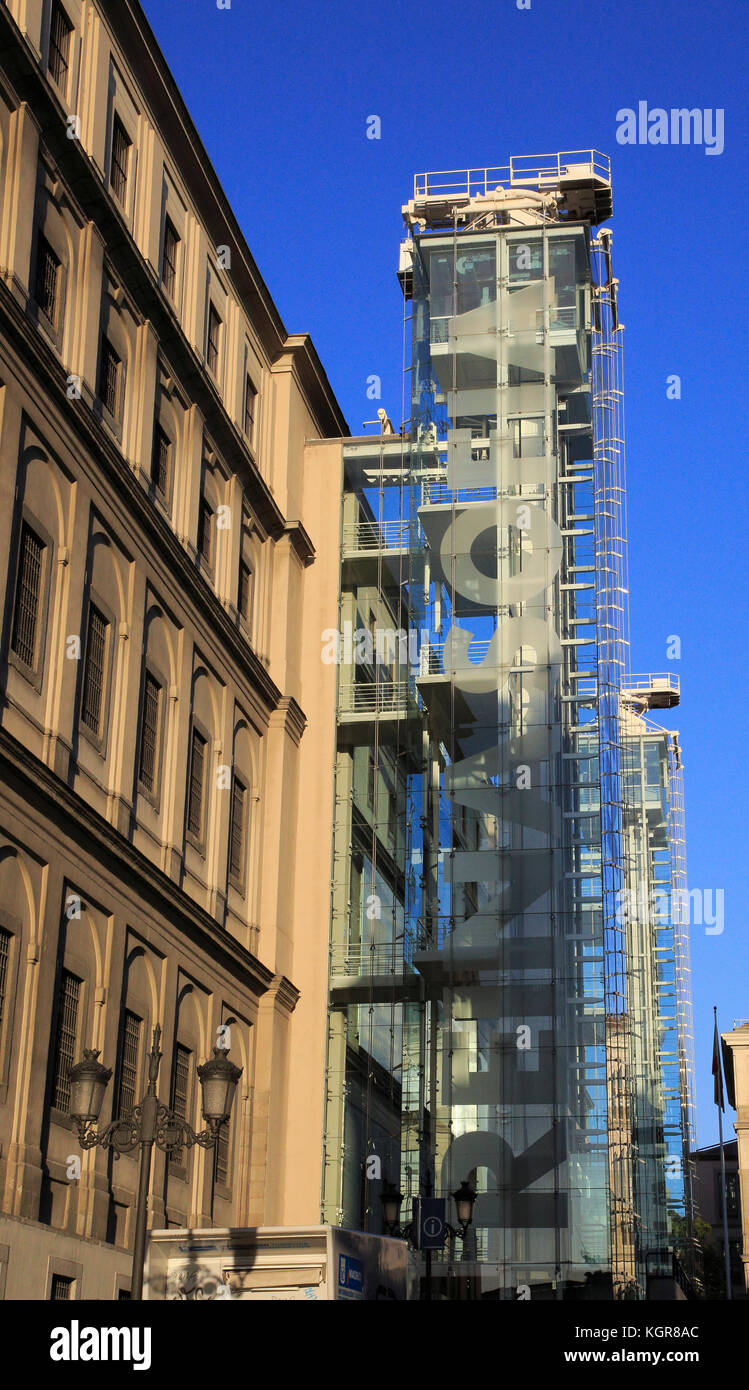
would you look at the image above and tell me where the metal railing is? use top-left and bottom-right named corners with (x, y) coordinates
top-left (413, 151), bottom-right (611, 200)
top-left (338, 681), bottom-right (413, 715)
top-left (624, 673), bottom-right (680, 695)
top-left (342, 520), bottom-right (412, 552)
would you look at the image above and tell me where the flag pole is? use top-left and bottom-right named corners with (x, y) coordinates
top-left (714, 1006), bottom-right (732, 1300)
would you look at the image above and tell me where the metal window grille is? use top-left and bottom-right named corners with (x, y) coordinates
top-left (243, 375), bottom-right (255, 436)
top-left (206, 304), bottom-right (221, 374)
top-left (197, 496), bottom-right (213, 565)
top-left (138, 671), bottom-right (161, 793)
top-left (162, 217), bottom-right (179, 299)
top-left (11, 523), bottom-right (44, 668)
top-left (50, 1274), bottom-right (73, 1301)
top-left (52, 971), bottom-right (80, 1113)
top-left (0, 929), bottom-right (10, 1040)
top-left (35, 235), bottom-right (60, 326)
top-left (187, 728), bottom-right (206, 838)
top-left (99, 338), bottom-right (120, 416)
top-left (110, 116), bottom-right (130, 205)
top-left (118, 1011), bottom-right (141, 1116)
top-left (238, 560), bottom-right (252, 622)
top-left (81, 604), bottom-right (108, 735)
top-left (48, 2), bottom-right (72, 88)
top-left (151, 425), bottom-right (170, 496)
top-left (229, 777), bottom-right (246, 881)
top-left (170, 1043), bottom-right (191, 1165)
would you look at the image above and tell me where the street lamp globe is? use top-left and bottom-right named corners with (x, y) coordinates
top-left (452, 1179), bottom-right (477, 1233)
top-left (68, 1049), bottom-right (112, 1124)
top-left (380, 1180), bottom-right (404, 1234)
top-left (197, 1047), bottom-right (243, 1125)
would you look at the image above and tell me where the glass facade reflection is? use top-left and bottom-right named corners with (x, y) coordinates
top-left (323, 156), bottom-right (696, 1299)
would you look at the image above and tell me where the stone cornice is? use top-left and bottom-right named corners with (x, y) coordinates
top-left (0, 729), bottom-right (278, 997)
top-left (283, 520), bottom-right (316, 568)
top-left (269, 697), bottom-right (307, 747)
top-left (267, 974), bottom-right (301, 1015)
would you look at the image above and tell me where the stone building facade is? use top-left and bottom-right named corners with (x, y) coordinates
top-left (0, 0), bottom-right (346, 1298)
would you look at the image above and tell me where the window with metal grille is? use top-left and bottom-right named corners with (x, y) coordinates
top-left (138, 671), bottom-right (161, 794)
top-left (11, 522), bottom-right (44, 669)
top-left (110, 115), bottom-right (131, 206)
top-left (197, 496), bottom-right (213, 566)
top-left (187, 728), bottom-right (206, 839)
top-left (48, 2), bottom-right (72, 89)
top-left (151, 425), bottom-right (171, 498)
top-left (229, 776), bottom-right (246, 883)
top-left (243, 374), bottom-right (256, 437)
top-left (52, 970), bottom-right (80, 1113)
top-left (206, 303), bottom-right (221, 375)
top-left (169, 1043), bottom-right (191, 1165)
top-left (99, 337), bottom-right (120, 417)
top-left (161, 217), bottom-right (179, 299)
top-left (81, 604), bottom-right (108, 736)
top-left (50, 1274), bottom-right (74, 1300)
top-left (117, 1011), bottom-right (141, 1116)
top-left (34, 235), bottom-right (61, 327)
top-left (214, 1115), bottom-right (230, 1187)
top-left (0, 929), bottom-right (10, 1042)
top-left (238, 559), bottom-right (253, 624)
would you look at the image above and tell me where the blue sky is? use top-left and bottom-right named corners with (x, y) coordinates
top-left (142, 0), bottom-right (749, 1144)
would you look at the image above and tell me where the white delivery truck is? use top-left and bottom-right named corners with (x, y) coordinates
top-left (144, 1225), bottom-right (412, 1301)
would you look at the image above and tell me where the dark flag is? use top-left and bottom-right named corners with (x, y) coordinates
top-left (713, 1014), bottom-right (725, 1110)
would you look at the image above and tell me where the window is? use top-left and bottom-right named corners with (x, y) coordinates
top-left (197, 496), bottom-right (213, 567)
top-left (11, 522), bottom-right (44, 670)
top-left (34, 235), bottom-right (61, 328)
top-left (161, 217), bottom-right (179, 300)
top-left (110, 115), bottom-right (131, 207)
top-left (243, 374), bottom-right (256, 438)
top-left (206, 303), bottom-right (221, 375)
top-left (151, 424), bottom-right (171, 498)
top-left (238, 559), bottom-right (253, 626)
top-left (117, 1011), bottom-right (141, 1116)
top-left (169, 1043), bottom-right (191, 1166)
top-left (81, 603), bottom-right (108, 736)
top-left (187, 727), bottom-right (206, 840)
top-left (214, 1116), bottom-right (230, 1187)
top-left (99, 337), bottom-right (121, 417)
top-left (229, 776), bottom-right (246, 883)
top-left (117, 1289), bottom-right (131, 1300)
top-left (52, 970), bottom-right (80, 1113)
top-left (48, 2), bottom-right (72, 90)
top-left (50, 1274), bottom-right (74, 1301)
top-left (138, 671), bottom-right (162, 795)
top-left (0, 929), bottom-right (10, 1042)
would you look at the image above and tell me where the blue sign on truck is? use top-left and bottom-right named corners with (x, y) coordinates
top-left (337, 1254), bottom-right (364, 1299)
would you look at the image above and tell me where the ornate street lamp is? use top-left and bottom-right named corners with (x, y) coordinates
top-left (451, 1179), bottom-right (477, 1237)
top-left (69, 1024), bottom-right (242, 1299)
top-left (380, 1180), bottom-right (405, 1236)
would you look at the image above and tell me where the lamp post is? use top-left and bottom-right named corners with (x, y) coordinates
top-left (380, 1176), bottom-right (477, 1300)
top-left (68, 1024), bottom-right (242, 1300)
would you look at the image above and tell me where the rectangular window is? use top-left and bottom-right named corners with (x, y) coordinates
top-left (0, 928), bottom-right (10, 1041)
top-left (52, 970), bottom-right (80, 1113)
top-left (206, 303), bottom-right (221, 375)
top-left (11, 522), bottom-right (44, 670)
top-left (170, 1043), bottom-right (191, 1166)
top-left (229, 776), bottom-right (246, 883)
top-left (99, 337), bottom-right (121, 417)
top-left (110, 115), bottom-right (131, 207)
top-left (238, 559), bottom-right (253, 625)
top-left (243, 374), bottom-right (256, 438)
top-left (187, 727), bottom-right (206, 839)
top-left (197, 496), bottom-right (213, 566)
top-left (138, 671), bottom-right (161, 794)
top-left (214, 1116), bottom-right (230, 1187)
top-left (48, 2), bottom-right (72, 90)
top-left (161, 216), bottom-right (179, 300)
top-left (34, 235), bottom-right (61, 328)
top-left (151, 424), bottom-right (171, 498)
top-left (50, 1274), bottom-right (74, 1301)
top-left (117, 1011), bottom-right (141, 1116)
top-left (81, 604), bottom-right (108, 736)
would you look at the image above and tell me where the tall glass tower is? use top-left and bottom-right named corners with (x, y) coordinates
top-left (323, 153), bottom-right (696, 1299)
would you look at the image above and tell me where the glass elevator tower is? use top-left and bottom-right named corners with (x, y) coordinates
top-left (323, 154), bottom-right (696, 1299)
